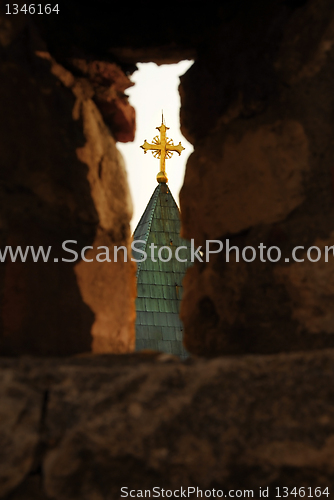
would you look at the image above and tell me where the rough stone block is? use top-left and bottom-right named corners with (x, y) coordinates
top-left (0, 352), bottom-right (334, 498)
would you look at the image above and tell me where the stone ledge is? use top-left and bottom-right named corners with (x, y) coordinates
top-left (1, 350), bottom-right (334, 499)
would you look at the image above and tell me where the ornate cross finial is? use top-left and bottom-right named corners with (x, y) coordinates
top-left (140, 115), bottom-right (185, 183)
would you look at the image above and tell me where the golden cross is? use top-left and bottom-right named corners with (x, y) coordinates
top-left (140, 116), bottom-right (185, 183)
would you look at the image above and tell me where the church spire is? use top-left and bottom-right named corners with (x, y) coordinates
top-left (140, 115), bottom-right (185, 184)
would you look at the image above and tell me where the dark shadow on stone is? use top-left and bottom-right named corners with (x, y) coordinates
top-left (0, 26), bottom-right (98, 355)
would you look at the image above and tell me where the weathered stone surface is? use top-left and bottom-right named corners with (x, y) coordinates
top-left (179, 0), bottom-right (334, 356)
top-left (66, 58), bottom-right (136, 143)
top-left (181, 120), bottom-right (309, 246)
top-left (0, 352), bottom-right (334, 498)
top-left (33, 4), bottom-right (215, 64)
top-left (0, 371), bottom-right (42, 498)
top-left (75, 230), bottom-right (136, 353)
top-left (275, 234), bottom-right (334, 334)
top-left (109, 47), bottom-right (195, 66)
top-left (0, 16), bottom-right (135, 355)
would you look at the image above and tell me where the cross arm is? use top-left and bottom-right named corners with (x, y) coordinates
top-left (140, 140), bottom-right (162, 153)
top-left (166, 142), bottom-right (185, 156)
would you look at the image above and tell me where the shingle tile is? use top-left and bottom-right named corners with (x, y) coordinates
top-left (149, 284), bottom-right (164, 299)
top-left (162, 327), bottom-right (176, 341)
top-left (136, 325), bottom-right (149, 340)
top-left (145, 312), bottom-right (155, 326)
top-left (176, 329), bottom-right (183, 341)
top-left (157, 299), bottom-right (167, 313)
top-left (153, 311), bottom-right (167, 326)
top-left (148, 326), bottom-right (163, 340)
top-left (170, 340), bottom-right (182, 355)
top-left (138, 283), bottom-right (150, 298)
top-left (147, 298), bottom-right (161, 312)
top-left (135, 339), bottom-right (145, 350)
top-left (158, 340), bottom-right (171, 353)
top-left (135, 297), bottom-right (146, 311)
top-left (166, 313), bottom-right (181, 328)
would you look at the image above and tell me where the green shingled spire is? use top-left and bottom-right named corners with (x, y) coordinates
top-left (132, 183), bottom-right (192, 358)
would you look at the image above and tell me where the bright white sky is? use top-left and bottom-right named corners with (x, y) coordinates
top-left (117, 60), bottom-right (194, 232)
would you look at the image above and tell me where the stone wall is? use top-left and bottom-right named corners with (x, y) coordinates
top-left (179, 0), bottom-right (334, 355)
top-left (1, 352), bottom-right (334, 499)
top-left (0, 12), bottom-right (136, 355)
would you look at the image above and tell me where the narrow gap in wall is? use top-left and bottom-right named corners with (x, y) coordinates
top-left (117, 61), bottom-right (194, 233)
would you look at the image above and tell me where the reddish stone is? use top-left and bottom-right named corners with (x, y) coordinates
top-left (96, 96), bottom-right (136, 142)
top-left (69, 59), bottom-right (136, 142)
